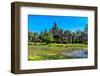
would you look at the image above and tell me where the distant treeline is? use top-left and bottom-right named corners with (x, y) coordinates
top-left (28, 22), bottom-right (88, 44)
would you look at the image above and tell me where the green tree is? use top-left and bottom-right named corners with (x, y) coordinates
top-left (28, 32), bottom-right (34, 42)
top-left (42, 32), bottom-right (54, 44)
top-left (63, 30), bottom-right (73, 43)
top-left (33, 32), bottom-right (39, 42)
top-left (83, 24), bottom-right (88, 44)
top-left (58, 29), bottom-right (63, 43)
top-left (72, 32), bottom-right (76, 43)
top-left (44, 29), bottom-right (48, 34)
top-left (75, 30), bottom-right (82, 43)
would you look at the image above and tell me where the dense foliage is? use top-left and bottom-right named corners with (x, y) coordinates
top-left (28, 22), bottom-right (88, 44)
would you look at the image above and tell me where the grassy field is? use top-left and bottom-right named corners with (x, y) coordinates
top-left (28, 42), bottom-right (88, 61)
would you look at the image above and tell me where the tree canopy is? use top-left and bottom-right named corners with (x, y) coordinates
top-left (28, 22), bottom-right (88, 44)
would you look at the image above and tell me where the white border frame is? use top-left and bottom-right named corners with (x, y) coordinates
top-left (20, 6), bottom-right (95, 70)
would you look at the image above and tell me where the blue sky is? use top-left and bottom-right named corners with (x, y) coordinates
top-left (28, 15), bottom-right (88, 33)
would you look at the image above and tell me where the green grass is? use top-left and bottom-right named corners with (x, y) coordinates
top-left (28, 42), bottom-right (88, 61)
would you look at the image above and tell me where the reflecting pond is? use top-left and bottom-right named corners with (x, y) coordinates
top-left (61, 49), bottom-right (88, 58)
top-left (28, 44), bottom-right (88, 60)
